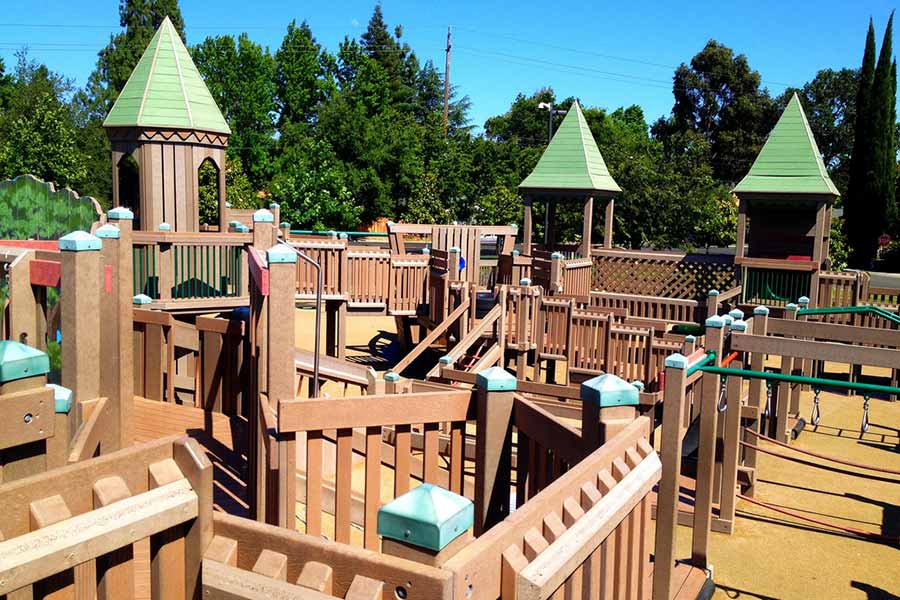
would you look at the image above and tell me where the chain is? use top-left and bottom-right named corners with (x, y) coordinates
top-left (810, 387), bottom-right (821, 427)
top-left (861, 395), bottom-right (870, 433)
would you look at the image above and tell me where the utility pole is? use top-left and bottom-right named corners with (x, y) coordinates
top-left (443, 25), bottom-right (452, 135)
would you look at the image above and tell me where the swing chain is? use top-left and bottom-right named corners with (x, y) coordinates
top-left (810, 387), bottom-right (821, 427)
top-left (718, 375), bottom-right (728, 412)
top-left (861, 395), bottom-right (870, 433)
top-left (764, 381), bottom-right (773, 418)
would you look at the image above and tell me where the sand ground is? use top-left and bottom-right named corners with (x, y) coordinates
top-left (292, 308), bottom-right (900, 599)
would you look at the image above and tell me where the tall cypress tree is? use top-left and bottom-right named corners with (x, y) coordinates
top-left (846, 20), bottom-right (877, 267)
top-left (863, 13), bottom-right (895, 267)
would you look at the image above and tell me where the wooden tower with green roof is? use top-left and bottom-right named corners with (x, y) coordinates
top-left (104, 16), bottom-right (231, 232)
top-left (733, 93), bottom-right (839, 305)
top-left (519, 100), bottom-right (621, 257)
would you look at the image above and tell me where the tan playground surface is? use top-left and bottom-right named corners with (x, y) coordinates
top-left (293, 308), bottom-right (900, 599)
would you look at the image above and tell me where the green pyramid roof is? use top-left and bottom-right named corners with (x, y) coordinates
top-left (103, 17), bottom-right (231, 135)
top-left (733, 93), bottom-right (838, 197)
top-left (519, 101), bottom-right (621, 196)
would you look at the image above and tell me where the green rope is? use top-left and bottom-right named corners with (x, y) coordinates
top-left (797, 305), bottom-right (900, 325)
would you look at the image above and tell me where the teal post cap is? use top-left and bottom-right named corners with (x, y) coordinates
top-left (377, 483), bottom-right (473, 551)
top-left (108, 206), bottom-right (134, 220)
top-left (705, 315), bottom-right (725, 329)
top-left (449, 246), bottom-right (461, 253)
top-left (422, 247), bottom-right (431, 255)
top-left (229, 220), bottom-right (241, 227)
top-left (728, 309), bottom-right (744, 320)
top-left (327, 230), bottom-right (337, 237)
top-left (387, 221), bottom-right (395, 227)
top-left (551, 251), bottom-right (563, 259)
top-left (158, 222), bottom-right (171, 231)
top-left (339, 232), bottom-right (349, 240)
top-left (235, 224), bottom-right (250, 233)
top-left (753, 305), bottom-right (770, 316)
top-left (267, 245), bottom-right (297, 264)
top-left (722, 314), bottom-right (734, 326)
top-left (95, 224), bottom-right (120, 239)
top-left (280, 222), bottom-right (290, 229)
top-left (59, 231), bottom-right (101, 252)
top-left (581, 373), bottom-right (639, 408)
top-left (798, 296), bottom-right (810, 305)
top-left (47, 383), bottom-right (73, 414)
top-left (511, 249), bottom-right (520, 256)
top-left (631, 380), bottom-right (645, 392)
top-left (731, 319), bottom-right (748, 332)
top-left (519, 278), bottom-right (531, 286)
top-left (253, 208), bottom-right (274, 223)
top-left (269, 202), bottom-right (280, 209)
top-left (510, 223), bottom-right (518, 229)
top-left (384, 372), bottom-right (400, 382)
top-left (133, 294), bottom-right (153, 305)
top-left (665, 352), bottom-right (688, 369)
top-left (0, 341), bottom-right (50, 383)
top-left (438, 355), bottom-right (454, 366)
top-left (225, 201), bottom-right (232, 208)
top-left (475, 366), bottom-right (517, 392)
top-left (785, 303), bottom-right (798, 311)
top-left (684, 335), bottom-right (696, 343)
top-left (708, 289), bottom-right (720, 297)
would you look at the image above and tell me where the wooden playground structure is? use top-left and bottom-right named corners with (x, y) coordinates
top-left (0, 21), bottom-right (897, 600)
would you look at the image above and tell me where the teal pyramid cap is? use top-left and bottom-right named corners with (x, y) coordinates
top-left (476, 366), bottom-right (517, 391)
top-left (103, 16), bottom-right (231, 135)
top-left (519, 101), bottom-right (621, 195)
top-left (253, 209), bottom-right (274, 223)
top-left (728, 309), bottom-right (745, 320)
top-left (731, 319), bottom-right (748, 332)
top-left (0, 341), bottom-right (50, 383)
top-left (438, 355), bottom-right (454, 366)
top-left (158, 222), bottom-right (171, 231)
top-left (377, 483), bottom-right (473, 551)
top-left (59, 231), bottom-right (101, 252)
top-left (95, 224), bottom-right (120, 239)
top-left (665, 352), bottom-right (688, 369)
top-left (753, 305), bottom-right (770, 316)
top-left (798, 296), bottom-right (810, 305)
top-left (133, 294), bottom-right (153, 305)
top-left (705, 315), bottom-right (725, 329)
top-left (581, 373), bottom-right (639, 408)
top-left (384, 372), bottom-right (400, 382)
top-left (269, 202), bottom-right (280, 209)
top-left (47, 383), bottom-right (73, 414)
top-left (266, 245), bottom-right (297, 264)
top-left (280, 222), bottom-right (290, 229)
top-left (734, 93), bottom-right (839, 197)
top-left (108, 206), bottom-right (134, 220)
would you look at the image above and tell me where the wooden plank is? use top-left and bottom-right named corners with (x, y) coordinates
top-left (392, 298), bottom-right (470, 374)
top-left (278, 391), bottom-right (472, 433)
top-left (204, 535), bottom-right (238, 566)
top-left (30, 494), bottom-right (75, 600)
top-left (29, 259), bottom-right (60, 287)
top-left (93, 476), bottom-right (135, 600)
top-left (344, 575), bottom-right (383, 600)
top-left (248, 247), bottom-right (269, 297)
top-left (295, 562), bottom-right (333, 595)
top-left (0, 480), bottom-right (197, 595)
top-left (516, 456), bottom-right (661, 600)
top-left (767, 317), bottom-right (900, 347)
top-left (364, 426), bottom-right (381, 550)
top-left (252, 549), bottom-right (288, 581)
top-left (0, 386), bottom-right (55, 451)
top-left (335, 428), bottom-right (353, 545)
top-left (201, 559), bottom-right (332, 600)
top-left (731, 332), bottom-right (900, 369)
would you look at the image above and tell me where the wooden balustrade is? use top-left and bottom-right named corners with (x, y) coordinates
top-left (591, 291), bottom-right (700, 325)
top-left (278, 390), bottom-right (472, 549)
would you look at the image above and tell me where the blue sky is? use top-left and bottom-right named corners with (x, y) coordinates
top-left (1, 1), bottom-right (897, 130)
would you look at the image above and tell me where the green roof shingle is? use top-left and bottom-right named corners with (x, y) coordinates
top-left (733, 93), bottom-right (838, 197)
top-left (519, 101), bottom-right (621, 196)
top-left (103, 17), bottom-right (231, 135)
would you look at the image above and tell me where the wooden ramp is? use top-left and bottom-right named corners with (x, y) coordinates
top-left (133, 397), bottom-right (248, 515)
top-left (294, 347), bottom-right (375, 391)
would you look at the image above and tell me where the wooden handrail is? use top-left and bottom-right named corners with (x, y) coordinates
top-left (67, 397), bottom-right (109, 463)
top-left (132, 231), bottom-right (252, 245)
top-left (392, 298), bottom-right (471, 374)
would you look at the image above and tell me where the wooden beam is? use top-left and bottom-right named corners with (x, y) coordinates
top-left (201, 559), bottom-right (332, 600)
top-left (731, 332), bottom-right (900, 370)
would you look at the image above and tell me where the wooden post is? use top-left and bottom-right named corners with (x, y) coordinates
top-left (59, 231), bottom-right (102, 406)
top-left (706, 288), bottom-right (720, 319)
top-left (580, 374), bottom-right (640, 454)
top-left (652, 353), bottom-right (688, 600)
top-left (266, 245), bottom-right (298, 529)
top-left (0, 346), bottom-right (52, 483)
top-left (735, 199), bottom-right (747, 261)
top-left (97, 207), bottom-right (135, 450)
top-left (791, 296), bottom-right (811, 414)
top-left (269, 203), bottom-right (281, 230)
top-left (581, 196), bottom-right (593, 257)
top-left (603, 198), bottom-right (615, 249)
top-left (810, 201), bottom-right (827, 305)
top-left (549, 252), bottom-right (563, 294)
top-left (6, 250), bottom-right (42, 348)
top-left (157, 223), bottom-right (172, 300)
top-left (775, 303), bottom-right (798, 443)
top-left (744, 305), bottom-right (768, 497)
top-left (93, 476), bottom-right (135, 600)
top-left (474, 366), bottom-right (516, 535)
top-left (691, 315), bottom-right (724, 568)
top-left (523, 197), bottom-right (533, 255)
top-left (252, 210), bottom-right (277, 249)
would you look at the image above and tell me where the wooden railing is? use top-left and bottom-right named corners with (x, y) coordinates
top-left (0, 435), bottom-right (211, 600)
top-left (444, 417), bottom-right (660, 600)
top-left (591, 291), bottom-right (700, 325)
top-left (278, 390), bottom-right (472, 550)
top-left (592, 247), bottom-right (737, 300)
top-left (132, 231), bottom-right (251, 306)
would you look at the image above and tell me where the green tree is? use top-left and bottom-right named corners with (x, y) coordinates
top-left (0, 53), bottom-right (87, 188)
top-left (274, 20), bottom-right (335, 127)
top-left (402, 171), bottom-right (452, 224)
top-left (652, 40), bottom-right (778, 183)
top-left (198, 155), bottom-right (256, 225)
top-left (193, 34), bottom-right (277, 188)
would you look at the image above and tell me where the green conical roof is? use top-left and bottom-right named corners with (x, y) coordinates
top-left (733, 93), bottom-right (838, 197)
top-left (103, 17), bottom-right (231, 135)
top-left (519, 101), bottom-right (621, 196)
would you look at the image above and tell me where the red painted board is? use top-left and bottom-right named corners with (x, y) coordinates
top-left (30, 259), bottom-right (61, 287)
top-left (248, 247), bottom-right (269, 296)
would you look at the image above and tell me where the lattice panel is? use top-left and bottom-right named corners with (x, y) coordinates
top-left (592, 254), bottom-right (737, 300)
